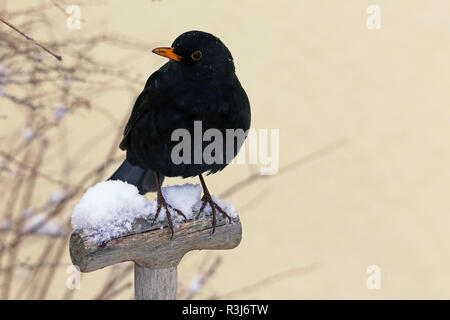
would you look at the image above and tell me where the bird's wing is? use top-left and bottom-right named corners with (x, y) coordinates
top-left (119, 72), bottom-right (159, 150)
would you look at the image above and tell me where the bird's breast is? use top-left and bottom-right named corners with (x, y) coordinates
top-left (129, 73), bottom-right (250, 177)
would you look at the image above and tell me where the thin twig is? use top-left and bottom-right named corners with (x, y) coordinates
top-left (0, 16), bottom-right (62, 61)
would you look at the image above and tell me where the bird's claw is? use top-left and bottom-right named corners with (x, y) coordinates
top-left (152, 194), bottom-right (187, 239)
top-left (196, 194), bottom-right (231, 234)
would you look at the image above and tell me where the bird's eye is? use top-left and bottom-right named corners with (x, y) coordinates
top-left (191, 50), bottom-right (202, 61)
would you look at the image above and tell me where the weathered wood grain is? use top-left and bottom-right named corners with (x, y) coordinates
top-left (69, 214), bottom-right (242, 272)
top-left (135, 264), bottom-right (177, 300)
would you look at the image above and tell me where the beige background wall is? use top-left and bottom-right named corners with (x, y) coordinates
top-left (2, 0), bottom-right (450, 299)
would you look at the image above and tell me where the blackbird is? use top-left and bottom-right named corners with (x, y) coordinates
top-left (110, 31), bottom-right (251, 237)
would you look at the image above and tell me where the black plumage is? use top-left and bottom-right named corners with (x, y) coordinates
top-left (110, 31), bottom-right (251, 236)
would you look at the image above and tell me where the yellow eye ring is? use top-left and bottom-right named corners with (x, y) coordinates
top-left (191, 50), bottom-right (202, 61)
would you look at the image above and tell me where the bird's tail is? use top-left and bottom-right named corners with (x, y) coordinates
top-left (108, 159), bottom-right (163, 194)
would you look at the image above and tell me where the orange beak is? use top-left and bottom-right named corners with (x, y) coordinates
top-left (152, 47), bottom-right (182, 62)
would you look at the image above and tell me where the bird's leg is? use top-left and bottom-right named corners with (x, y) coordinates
top-left (196, 174), bottom-right (232, 233)
top-left (152, 171), bottom-right (187, 238)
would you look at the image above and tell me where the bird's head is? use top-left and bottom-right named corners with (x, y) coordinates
top-left (152, 31), bottom-right (235, 78)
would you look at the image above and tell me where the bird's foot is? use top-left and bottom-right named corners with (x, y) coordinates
top-left (152, 193), bottom-right (187, 239)
top-left (196, 193), bottom-right (232, 234)
top-left (98, 240), bottom-right (109, 248)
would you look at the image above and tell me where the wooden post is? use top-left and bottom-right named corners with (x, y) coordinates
top-left (69, 213), bottom-right (242, 300)
top-left (135, 265), bottom-right (177, 300)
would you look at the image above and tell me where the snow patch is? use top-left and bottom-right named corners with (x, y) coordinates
top-left (71, 180), bottom-right (151, 244)
top-left (23, 214), bottom-right (66, 237)
top-left (71, 180), bottom-right (237, 244)
top-left (54, 104), bottom-right (69, 121)
top-left (188, 274), bottom-right (205, 295)
top-left (22, 128), bottom-right (35, 143)
top-left (48, 191), bottom-right (69, 205)
top-left (0, 219), bottom-right (13, 231)
top-left (157, 183), bottom-right (202, 227)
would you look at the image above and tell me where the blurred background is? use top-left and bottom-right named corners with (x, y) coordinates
top-left (1, 0), bottom-right (450, 299)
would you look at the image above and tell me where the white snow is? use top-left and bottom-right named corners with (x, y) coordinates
top-left (71, 181), bottom-right (151, 244)
top-left (188, 274), bottom-right (205, 295)
top-left (21, 128), bottom-right (35, 143)
top-left (22, 208), bottom-right (34, 218)
top-left (54, 104), bottom-right (69, 121)
top-left (48, 191), bottom-right (68, 205)
top-left (23, 214), bottom-right (66, 237)
top-left (158, 183), bottom-right (202, 226)
top-left (71, 180), bottom-right (238, 244)
top-left (0, 64), bottom-right (9, 85)
top-left (0, 219), bottom-right (13, 231)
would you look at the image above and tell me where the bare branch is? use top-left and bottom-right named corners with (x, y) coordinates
top-left (0, 16), bottom-right (62, 61)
